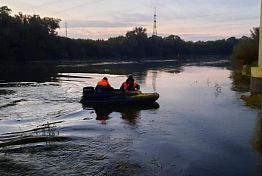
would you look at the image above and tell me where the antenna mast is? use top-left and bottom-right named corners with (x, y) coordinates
top-left (153, 7), bottom-right (157, 36)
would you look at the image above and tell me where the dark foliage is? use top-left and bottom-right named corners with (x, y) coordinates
top-left (232, 27), bottom-right (259, 65)
top-left (0, 6), bottom-right (240, 63)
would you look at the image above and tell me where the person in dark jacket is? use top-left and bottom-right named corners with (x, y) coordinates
top-left (120, 75), bottom-right (140, 91)
top-left (95, 77), bottom-right (114, 93)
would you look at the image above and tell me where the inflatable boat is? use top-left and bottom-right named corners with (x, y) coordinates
top-left (80, 87), bottom-right (159, 106)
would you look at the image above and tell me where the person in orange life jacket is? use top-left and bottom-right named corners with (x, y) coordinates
top-left (120, 75), bottom-right (140, 91)
top-left (95, 77), bottom-right (114, 93)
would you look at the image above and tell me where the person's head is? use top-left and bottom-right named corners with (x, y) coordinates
top-left (126, 75), bottom-right (134, 83)
top-left (103, 77), bottom-right (108, 81)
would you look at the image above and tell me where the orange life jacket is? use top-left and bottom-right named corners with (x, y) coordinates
top-left (97, 79), bottom-right (110, 87)
top-left (123, 80), bottom-right (137, 91)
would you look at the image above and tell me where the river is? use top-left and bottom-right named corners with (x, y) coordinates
top-left (0, 58), bottom-right (261, 176)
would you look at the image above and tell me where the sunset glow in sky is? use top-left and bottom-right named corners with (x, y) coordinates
top-left (1, 0), bottom-right (260, 41)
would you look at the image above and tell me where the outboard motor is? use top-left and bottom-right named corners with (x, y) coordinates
top-left (83, 87), bottom-right (95, 95)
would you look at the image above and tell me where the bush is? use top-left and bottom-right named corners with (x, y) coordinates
top-left (232, 28), bottom-right (259, 65)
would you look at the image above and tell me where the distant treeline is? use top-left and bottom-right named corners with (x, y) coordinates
top-left (1, 6), bottom-right (240, 63)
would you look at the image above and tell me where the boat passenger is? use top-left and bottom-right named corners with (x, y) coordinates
top-left (95, 77), bottom-right (114, 93)
top-left (120, 75), bottom-right (140, 91)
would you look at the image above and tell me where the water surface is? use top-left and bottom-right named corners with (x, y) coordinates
top-left (0, 59), bottom-right (261, 176)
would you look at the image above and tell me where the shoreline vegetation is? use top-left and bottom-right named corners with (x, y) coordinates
top-left (231, 27), bottom-right (261, 109)
top-left (232, 27), bottom-right (259, 70)
top-left (1, 6), bottom-right (240, 63)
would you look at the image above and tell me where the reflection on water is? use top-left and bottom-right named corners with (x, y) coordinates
top-left (251, 111), bottom-right (262, 156)
top-left (241, 94), bottom-right (262, 155)
top-left (120, 109), bottom-right (140, 125)
top-left (0, 89), bottom-right (15, 95)
top-left (230, 65), bottom-right (250, 93)
top-left (232, 64), bottom-right (262, 156)
top-left (84, 103), bottom-right (160, 125)
top-left (0, 58), bottom-right (230, 83)
top-left (0, 63), bottom-right (57, 82)
top-left (0, 58), bottom-right (261, 176)
top-left (241, 94), bottom-right (262, 109)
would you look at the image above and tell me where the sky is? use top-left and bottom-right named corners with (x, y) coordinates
top-left (1, 0), bottom-right (260, 41)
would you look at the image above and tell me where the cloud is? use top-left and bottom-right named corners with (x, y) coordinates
top-left (63, 11), bottom-right (153, 29)
top-left (65, 19), bottom-right (143, 28)
top-left (57, 27), bottom-right (131, 39)
top-left (3, 0), bottom-right (260, 41)
top-left (112, 12), bottom-right (152, 23)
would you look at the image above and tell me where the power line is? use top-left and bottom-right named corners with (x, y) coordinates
top-left (55, 0), bottom-right (106, 14)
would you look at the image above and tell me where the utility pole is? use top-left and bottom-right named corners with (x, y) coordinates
top-left (153, 7), bottom-right (157, 36)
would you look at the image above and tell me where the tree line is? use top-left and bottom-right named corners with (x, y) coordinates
top-left (1, 6), bottom-right (240, 63)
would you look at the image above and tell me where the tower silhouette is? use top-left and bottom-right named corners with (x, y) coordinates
top-left (153, 8), bottom-right (157, 36)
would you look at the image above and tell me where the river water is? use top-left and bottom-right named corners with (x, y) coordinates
top-left (0, 58), bottom-right (261, 176)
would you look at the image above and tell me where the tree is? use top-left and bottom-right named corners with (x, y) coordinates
top-left (0, 6), bottom-right (11, 15)
top-left (126, 27), bottom-right (147, 39)
top-left (250, 27), bottom-right (259, 41)
top-left (0, 6), bottom-right (240, 62)
top-left (125, 27), bottom-right (148, 57)
top-left (232, 27), bottom-right (259, 65)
